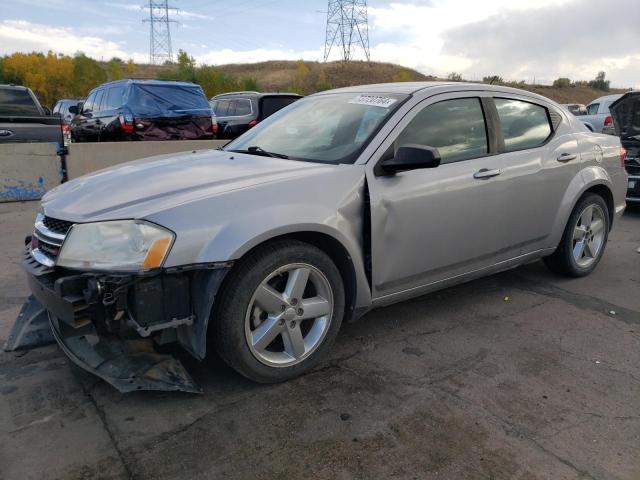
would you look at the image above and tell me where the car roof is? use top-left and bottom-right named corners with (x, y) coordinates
top-left (95, 79), bottom-right (200, 89)
top-left (588, 94), bottom-right (623, 104)
top-left (0, 84), bottom-right (29, 91)
top-left (211, 92), bottom-right (302, 99)
top-left (313, 81), bottom-right (560, 105)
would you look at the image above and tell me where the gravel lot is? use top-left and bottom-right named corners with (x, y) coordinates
top-left (1, 201), bottom-right (639, 480)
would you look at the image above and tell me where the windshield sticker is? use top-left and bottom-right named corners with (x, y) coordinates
top-left (349, 95), bottom-right (398, 108)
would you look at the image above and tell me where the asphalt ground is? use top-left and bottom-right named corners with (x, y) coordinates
top-left (1, 200), bottom-right (639, 480)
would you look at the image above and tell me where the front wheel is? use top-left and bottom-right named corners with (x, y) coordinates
top-left (544, 193), bottom-right (610, 277)
top-left (212, 240), bottom-right (345, 383)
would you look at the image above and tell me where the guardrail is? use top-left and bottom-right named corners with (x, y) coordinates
top-left (0, 140), bottom-right (228, 202)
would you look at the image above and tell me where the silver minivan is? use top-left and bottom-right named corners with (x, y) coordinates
top-left (7, 82), bottom-right (628, 393)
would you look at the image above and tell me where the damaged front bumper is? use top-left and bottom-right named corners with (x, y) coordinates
top-left (4, 245), bottom-right (230, 393)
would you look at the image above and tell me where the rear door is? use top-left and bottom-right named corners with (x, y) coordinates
top-left (99, 86), bottom-right (126, 140)
top-left (490, 96), bottom-right (580, 253)
top-left (368, 92), bottom-right (510, 299)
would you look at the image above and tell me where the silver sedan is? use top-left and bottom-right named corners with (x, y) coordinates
top-left (9, 82), bottom-right (628, 392)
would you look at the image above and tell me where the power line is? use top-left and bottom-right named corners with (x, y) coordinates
top-left (324, 0), bottom-right (370, 62)
top-left (142, 0), bottom-right (178, 64)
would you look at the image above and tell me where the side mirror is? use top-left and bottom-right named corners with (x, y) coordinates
top-left (376, 145), bottom-right (441, 176)
top-left (69, 105), bottom-right (78, 114)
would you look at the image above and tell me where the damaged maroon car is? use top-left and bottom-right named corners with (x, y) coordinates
top-left (70, 79), bottom-right (215, 142)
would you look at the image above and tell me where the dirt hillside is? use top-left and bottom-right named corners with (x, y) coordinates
top-left (129, 60), bottom-right (626, 105)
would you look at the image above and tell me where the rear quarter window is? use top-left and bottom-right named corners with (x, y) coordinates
top-left (586, 103), bottom-right (599, 115)
top-left (259, 97), bottom-right (299, 119)
top-left (494, 98), bottom-right (552, 152)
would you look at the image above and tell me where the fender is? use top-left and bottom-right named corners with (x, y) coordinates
top-left (548, 165), bottom-right (613, 247)
top-left (196, 203), bottom-right (372, 311)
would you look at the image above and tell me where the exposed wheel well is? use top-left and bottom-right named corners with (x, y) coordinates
top-left (583, 184), bottom-right (614, 228)
top-left (231, 232), bottom-right (358, 322)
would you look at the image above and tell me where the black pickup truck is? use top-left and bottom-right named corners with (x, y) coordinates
top-left (0, 85), bottom-right (65, 150)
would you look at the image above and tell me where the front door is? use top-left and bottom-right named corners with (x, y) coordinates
top-left (367, 93), bottom-right (510, 300)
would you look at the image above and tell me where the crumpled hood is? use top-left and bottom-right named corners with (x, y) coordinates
top-left (42, 149), bottom-right (335, 221)
top-left (610, 91), bottom-right (640, 140)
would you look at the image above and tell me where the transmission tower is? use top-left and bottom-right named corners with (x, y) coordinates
top-left (143, 0), bottom-right (178, 64)
top-left (323, 0), bottom-right (371, 62)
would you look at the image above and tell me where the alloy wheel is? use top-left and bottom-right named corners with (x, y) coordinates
top-left (244, 263), bottom-right (334, 367)
top-left (571, 203), bottom-right (606, 268)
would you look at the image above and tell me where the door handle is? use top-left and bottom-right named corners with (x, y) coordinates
top-left (473, 168), bottom-right (502, 180)
top-left (557, 153), bottom-right (578, 162)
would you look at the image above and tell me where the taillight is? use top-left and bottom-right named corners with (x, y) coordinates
top-left (604, 115), bottom-right (613, 126)
top-left (119, 114), bottom-right (134, 134)
top-left (620, 146), bottom-right (627, 167)
top-left (248, 119), bottom-right (258, 128)
top-left (211, 116), bottom-right (219, 136)
top-left (61, 123), bottom-right (71, 147)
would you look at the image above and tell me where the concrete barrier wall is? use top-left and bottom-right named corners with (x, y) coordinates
top-left (66, 140), bottom-right (228, 179)
top-left (0, 143), bottom-right (61, 202)
top-left (0, 140), bottom-right (229, 202)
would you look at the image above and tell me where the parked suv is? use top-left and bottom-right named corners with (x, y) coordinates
top-left (8, 83), bottom-right (628, 393)
top-left (210, 92), bottom-right (301, 139)
top-left (610, 91), bottom-right (640, 203)
top-left (71, 79), bottom-right (215, 142)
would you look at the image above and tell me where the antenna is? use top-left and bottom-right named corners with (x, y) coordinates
top-left (143, 0), bottom-right (178, 64)
top-left (323, 0), bottom-right (371, 62)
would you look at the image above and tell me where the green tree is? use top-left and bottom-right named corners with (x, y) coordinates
top-left (176, 49), bottom-right (196, 81)
top-left (315, 67), bottom-right (332, 91)
top-left (126, 59), bottom-right (136, 76)
top-left (107, 58), bottom-right (123, 81)
top-left (588, 71), bottom-right (610, 91)
top-left (552, 77), bottom-right (572, 88)
top-left (482, 75), bottom-right (504, 85)
top-left (288, 60), bottom-right (310, 94)
top-left (447, 72), bottom-right (463, 81)
top-left (393, 69), bottom-right (413, 82)
top-left (72, 53), bottom-right (107, 97)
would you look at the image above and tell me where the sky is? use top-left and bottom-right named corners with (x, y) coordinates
top-left (1, 0), bottom-right (639, 88)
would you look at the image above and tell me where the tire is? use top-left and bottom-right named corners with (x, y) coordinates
top-left (212, 240), bottom-right (345, 383)
top-left (544, 193), bottom-right (610, 277)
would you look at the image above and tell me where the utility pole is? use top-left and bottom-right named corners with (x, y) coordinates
top-left (324, 0), bottom-right (371, 62)
top-left (143, 0), bottom-right (178, 64)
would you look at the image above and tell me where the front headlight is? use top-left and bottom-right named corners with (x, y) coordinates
top-left (57, 220), bottom-right (175, 272)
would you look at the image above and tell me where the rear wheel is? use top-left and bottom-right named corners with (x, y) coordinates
top-left (544, 194), bottom-right (609, 277)
top-left (212, 240), bottom-right (344, 383)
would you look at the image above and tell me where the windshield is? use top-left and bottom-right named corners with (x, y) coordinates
top-left (224, 92), bottom-right (408, 164)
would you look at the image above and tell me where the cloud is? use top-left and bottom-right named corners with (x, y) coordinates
top-left (439, 0), bottom-right (640, 86)
top-left (0, 20), bottom-right (147, 62)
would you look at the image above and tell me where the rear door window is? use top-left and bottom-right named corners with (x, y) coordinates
top-left (586, 103), bottom-right (599, 115)
top-left (0, 89), bottom-right (40, 115)
top-left (494, 98), bottom-right (552, 152)
top-left (395, 97), bottom-right (488, 164)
